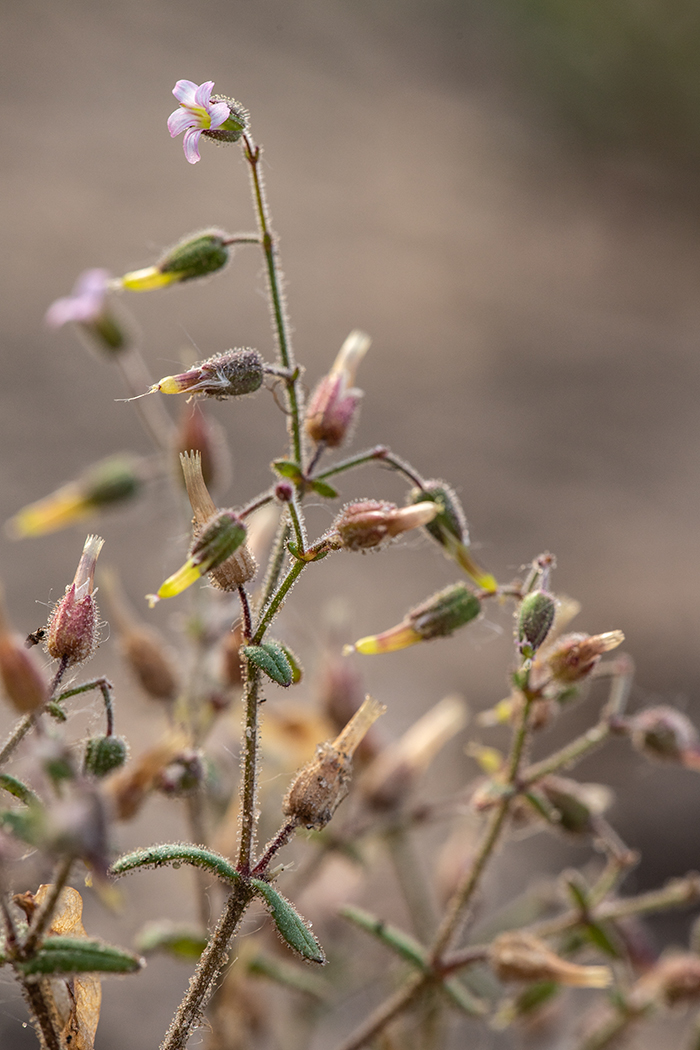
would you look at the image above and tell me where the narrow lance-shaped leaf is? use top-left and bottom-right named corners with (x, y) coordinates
top-left (17, 936), bottom-right (143, 975)
top-left (242, 642), bottom-right (293, 687)
top-left (111, 844), bottom-right (241, 885)
top-left (251, 879), bottom-right (326, 964)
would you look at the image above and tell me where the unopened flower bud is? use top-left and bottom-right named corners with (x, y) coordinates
top-left (6, 454), bottom-right (144, 538)
top-left (103, 569), bottom-right (179, 701)
top-left (489, 931), bottom-right (611, 988)
top-left (156, 748), bottom-right (205, 796)
top-left (361, 695), bottom-right (466, 811)
top-left (179, 451), bottom-right (257, 592)
top-left (121, 230), bottom-right (231, 290)
top-left (45, 535), bottom-right (104, 667)
top-left (84, 735), bottom-right (128, 777)
top-left (518, 591), bottom-right (556, 657)
top-left (305, 330), bottom-right (370, 447)
top-left (148, 508), bottom-right (247, 605)
top-left (275, 480), bottom-right (294, 503)
top-left (408, 479), bottom-right (497, 592)
top-left (629, 706), bottom-right (700, 768)
top-left (331, 499), bottom-right (437, 552)
top-left (105, 730), bottom-right (189, 820)
top-left (350, 583), bottom-right (481, 655)
top-left (543, 631), bottom-right (625, 685)
top-left (0, 586), bottom-right (48, 714)
top-left (631, 953), bottom-right (700, 1009)
top-left (148, 348), bottom-right (263, 400)
top-left (46, 269), bottom-right (128, 354)
top-left (539, 776), bottom-right (613, 836)
top-left (283, 696), bottom-right (385, 829)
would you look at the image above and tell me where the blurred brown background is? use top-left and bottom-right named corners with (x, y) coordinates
top-left (2, 1), bottom-right (700, 1046)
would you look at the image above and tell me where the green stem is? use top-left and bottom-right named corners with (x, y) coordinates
top-left (237, 667), bottom-right (261, 877)
top-left (252, 558), bottom-right (306, 645)
top-left (21, 980), bottom-right (63, 1050)
top-left (257, 517), bottom-right (291, 616)
top-left (313, 445), bottom-right (390, 481)
top-left (287, 493), bottom-right (306, 556)
top-left (385, 827), bottom-right (436, 943)
top-left (242, 134), bottom-right (303, 466)
top-left (521, 720), bottom-right (612, 787)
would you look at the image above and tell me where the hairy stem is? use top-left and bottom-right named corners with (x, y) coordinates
top-left (252, 558), bottom-right (306, 645)
top-left (21, 855), bottom-right (74, 957)
top-left (237, 668), bottom-right (261, 876)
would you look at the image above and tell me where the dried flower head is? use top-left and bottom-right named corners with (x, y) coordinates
top-left (283, 696), bottom-right (385, 829)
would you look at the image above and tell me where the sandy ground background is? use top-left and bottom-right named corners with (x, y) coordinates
top-left (2, 1), bottom-right (700, 1046)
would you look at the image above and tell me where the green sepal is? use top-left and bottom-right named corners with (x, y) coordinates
top-left (564, 874), bottom-right (589, 913)
top-left (46, 702), bottom-right (68, 722)
top-left (251, 879), bottom-right (326, 964)
top-left (241, 642), bottom-right (293, 687)
top-left (514, 979), bottom-right (559, 1015)
top-left (584, 920), bottom-right (623, 958)
top-left (0, 774), bottom-right (40, 808)
top-left (273, 460), bottom-right (303, 483)
top-left (135, 920), bottom-right (208, 961)
top-left (17, 936), bottom-right (143, 975)
top-left (309, 479), bottom-right (338, 500)
top-left (110, 844), bottom-right (241, 885)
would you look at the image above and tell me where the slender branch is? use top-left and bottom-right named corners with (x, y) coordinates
top-left (21, 855), bottom-right (74, 958)
top-left (333, 972), bottom-right (427, 1050)
top-left (242, 134), bottom-right (303, 466)
top-left (160, 883), bottom-right (253, 1050)
top-left (286, 493), bottom-right (306, 556)
top-left (251, 817), bottom-right (299, 877)
top-left (385, 827), bottom-right (436, 943)
top-left (252, 558), bottom-right (306, 645)
top-left (0, 715), bottom-right (34, 768)
top-left (521, 720), bottom-right (612, 787)
top-left (256, 518), bottom-right (291, 616)
top-left (237, 587), bottom-right (253, 642)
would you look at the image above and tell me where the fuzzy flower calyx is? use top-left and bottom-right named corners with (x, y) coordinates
top-left (167, 80), bottom-right (249, 164)
top-left (147, 349), bottom-right (264, 401)
top-left (121, 230), bottom-right (232, 291)
top-left (349, 582), bottom-right (481, 655)
top-left (331, 499), bottom-right (437, 552)
top-left (408, 479), bottom-right (497, 592)
top-left (46, 535), bottom-right (105, 667)
top-left (6, 454), bottom-right (144, 539)
top-left (305, 330), bottom-right (370, 447)
top-left (46, 269), bottom-right (127, 353)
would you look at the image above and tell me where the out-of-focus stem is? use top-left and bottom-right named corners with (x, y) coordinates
top-left (236, 668), bottom-right (261, 876)
top-left (185, 792), bottom-right (210, 930)
top-left (21, 981), bottom-right (63, 1050)
top-left (117, 345), bottom-right (175, 452)
top-left (385, 827), bottom-right (436, 943)
top-left (334, 973), bottom-right (426, 1050)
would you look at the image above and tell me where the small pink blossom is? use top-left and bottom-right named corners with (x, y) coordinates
top-left (167, 80), bottom-right (230, 164)
top-left (45, 269), bottom-right (111, 328)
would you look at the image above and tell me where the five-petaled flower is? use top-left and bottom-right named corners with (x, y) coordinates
top-left (167, 80), bottom-right (230, 164)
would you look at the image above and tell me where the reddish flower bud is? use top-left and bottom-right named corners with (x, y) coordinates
top-left (0, 587), bottom-right (48, 714)
top-left (331, 499), bottom-right (437, 552)
top-left (305, 330), bottom-right (370, 447)
top-left (45, 535), bottom-right (104, 667)
top-left (539, 630), bottom-right (624, 686)
top-left (274, 480), bottom-right (294, 503)
top-left (175, 402), bottom-right (230, 492)
top-left (629, 706), bottom-right (700, 768)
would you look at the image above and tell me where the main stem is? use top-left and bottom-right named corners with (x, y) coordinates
top-left (237, 667), bottom-right (261, 876)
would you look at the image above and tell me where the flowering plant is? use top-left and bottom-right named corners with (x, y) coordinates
top-left (1, 79), bottom-right (700, 1050)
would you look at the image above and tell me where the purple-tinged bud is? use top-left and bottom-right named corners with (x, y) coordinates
top-left (489, 931), bottom-right (611, 988)
top-left (6, 454), bottom-right (144, 539)
top-left (305, 330), bottom-right (370, 447)
top-left (274, 480), bottom-right (294, 503)
top-left (149, 348), bottom-right (264, 400)
top-left (0, 587), bottom-right (48, 714)
top-left (121, 230), bottom-right (231, 290)
top-left (350, 583), bottom-right (482, 655)
top-left (283, 696), bottom-right (385, 829)
top-left (630, 953), bottom-right (700, 1009)
top-left (629, 706), bottom-right (700, 768)
top-left (331, 499), bottom-right (437, 551)
top-left (45, 536), bottom-right (104, 667)
top-left (84, 735), bottom-right (128, 777)
top-left (543, 631), bottom-right (625, 685)
top-left (518, 591), bottom-right (556, 657)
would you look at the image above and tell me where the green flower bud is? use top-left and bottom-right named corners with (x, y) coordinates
top-left (84, 735), bottom-right (128, 777)
top-left (518, 591), bottom-right (556, 657)
top-left (410, 583), bottom-right (481, 641)
top-left (409, 480), bottom-right (467, 547)
top-left (159, 230), bottom-right (229, 282)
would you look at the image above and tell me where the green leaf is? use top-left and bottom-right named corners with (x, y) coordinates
top-left (309, 479), bottom-right (338, 499)
top-left (110, 844), bottom-right (241, 885)
top-left (272, 459), bottom-right (303, 482)
top-left (247, 951), bottom-right (331, 1000)
top-left (241, 642), bottom-right (293, 687)
top-left (251, 879), bottom-right (326, 964)
top-left (135, 920), bottom-right (208, 961)
top-left (340, 905), bottom-right (426, 970)
top-left (17, 937), bottom-right (143, 975)
top-left (0, 774), bottom-right (40, 808)
top-left (584, 921), bottom-right (623, 958)
top-left (279, 644), bottom-right (303, 684)
top-left (0, 807), bottom-right (42, 846)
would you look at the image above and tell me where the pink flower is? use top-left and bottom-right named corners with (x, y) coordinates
top-left (45, 269), bottom-right (111, 328)
top-left (167, 80), bottom-right (230, 164)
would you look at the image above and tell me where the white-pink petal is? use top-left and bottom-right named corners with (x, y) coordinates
top-left (168, 108), bottom-right (196, 137)
top-left (208, 101), bottom-right (230, 129)
top-left (172, 79), bottom-right (200, 105)
top-left (183, 127), bottom-right (203, 164)
top-left (193, 81), bottom-right (215, 108)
